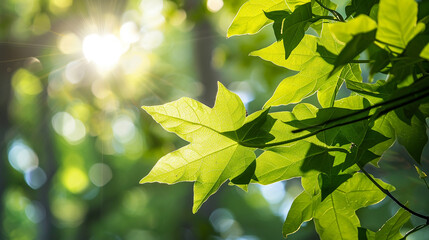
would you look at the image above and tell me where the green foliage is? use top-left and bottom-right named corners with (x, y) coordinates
top-left (142, 0), bottom-right (429, 239)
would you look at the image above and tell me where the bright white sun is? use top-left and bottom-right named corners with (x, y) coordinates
top-left (82, 34), bottom-right (126, 70)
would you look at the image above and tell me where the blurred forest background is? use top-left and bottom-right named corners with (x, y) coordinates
top-left (0, 0), bottom-right (429, 239)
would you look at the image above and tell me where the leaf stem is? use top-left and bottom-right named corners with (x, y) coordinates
top-left (349, 59), bottom-right (374, 63)
top-left (242, 87), bottom-right (429, 149)
top-left (293, 77), bottom-right (429, 133)
top-left (375, 39), bottom-right (404, 53)
top-left (358, 164), bottom-right (429, 223)
top-left (401, 224), bottom-right (428, 240)
top-left (311, 15), bottom-right (339, 22)
top-left (314, 0), bottom-right (344, 22)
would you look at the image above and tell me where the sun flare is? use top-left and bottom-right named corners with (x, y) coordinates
top-left (82, 33), bottom-right (126, 71)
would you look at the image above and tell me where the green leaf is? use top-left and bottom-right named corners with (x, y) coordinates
top-left (230, 160), bottom-right (257, 185)
top-left (345, 0), bottom-right (378, 18)
top-left (222, 108), bottom-right (274, 146)
top-left (255, 97), bottom-right (382, 185)
top-left (264, 10), bottom-right (290, 41)
top-left (420, 43), bottom-right (429, 60)
top-left (284, 173), bottom-right (395, 239)
top-left (346, 80), bottom-right (429, 163)
top-left (263, 26), bottom-right (362, 108)
top-left (376, 0), bottom-right (424, 51)
top-left (370, 48), bottom-right (390, 77)
top-left (331, 30), bottom-right (376, 76)
top-left (141, 82), bottom-right (255, 213)
top-left (283, 190), bottom-right (314, 236)
top-left (282, 2), bottom-right (313, 59)
top-left (329, 14), bottom-right (377, 44)
top-left (227, 0), bottom-right (287, 37)
top-left (250, 34), bottom-right (318, 71)
top-left (375, 208), bottom-right (411, 240)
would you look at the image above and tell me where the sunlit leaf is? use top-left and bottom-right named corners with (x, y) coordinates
top-left (421, 43), bottom-right (429, 60)
top-left (282, 2), bottom-right (313, 59)
top-left (227, 0), bottom-right (287, 37)
top-left (376, 0), bottom-right (423, 51)
top-left (331, 30), bottom-right (376, 75)
top-left (329, 15), bottom-right (377, 44)
top-left (283, 173), bottom-right (394, 239)
top-left (141, 82), bottom-right (254, 213)
top-left (263, 26), bottom-right (362, 108)
top-left (345, 0), bottom-right (378, 18)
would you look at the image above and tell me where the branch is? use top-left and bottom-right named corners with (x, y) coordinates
top-left (293, 78), bottom-right (429, 133)
top-left (349, 59), bottom-right (373, 63)
top-left (358, 164), bottom-right (429, 224)
top-left (241, 84), bottom-right (429, 149)
top-left (314, 0), bottom-right (344, 22)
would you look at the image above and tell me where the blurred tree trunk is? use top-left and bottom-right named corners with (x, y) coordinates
top-left (0, 44), bottom-right (13, 240)
top-left (179, 1), bottom-right (221, 239)
top-left (185, 0), bottom-right (220, 107)
top-left (0, 35), bottom-right (58, 239)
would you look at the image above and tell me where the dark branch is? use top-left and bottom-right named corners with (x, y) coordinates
top-left (314, 0), bottom-right (344, 22)
top-left (293, 78), bottom-right (429, 133)
top-left (358, 164), bottom-right (429, 223)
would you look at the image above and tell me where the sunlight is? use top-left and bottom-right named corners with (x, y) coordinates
top-left (82, 33), bottom-right (126, 71)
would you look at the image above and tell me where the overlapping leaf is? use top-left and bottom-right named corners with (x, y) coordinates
top-left (254, 96), bottom-right (390, 186)
top-left (252, 25), bottom-right (362, 108)
top-left (227, 0), bottom-right (287, 37)
top-left (346, 79), bottom-right (429, 163)
top-left (283, 173), bottom-right (395, 240)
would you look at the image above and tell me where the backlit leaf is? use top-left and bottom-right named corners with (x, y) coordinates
top-left (284, 173), bottom-right (394, 239)
top-left (376, 0), bottom-right (423, 51)
top-left (141, 82), bottom-right (254, 213)
top-left (227, 0), bottom-right (287, 37)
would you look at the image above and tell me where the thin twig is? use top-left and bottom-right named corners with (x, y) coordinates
top-left (349, 59), bottom-right (374, 63)
top-left (375, 39), bottom-right (404, 52)
top-left (314, 0), bottom-right (345, 22)
top-left (242, 88), bottom-right (429, 149)
top-left (358, 165), bottom-right (429, 223)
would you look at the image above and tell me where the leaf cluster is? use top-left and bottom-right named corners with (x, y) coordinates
top-left (141, 0), bottom-right (429, 239)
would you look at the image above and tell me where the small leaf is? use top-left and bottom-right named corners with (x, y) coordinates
top-left (414, 165), bottom-right (428, 179)
top-left (230, 160), bottom-right (257, 185)
top-left (345, 0), bottom-right (378, 18)
top-left (227, 0), bottom-right (287, 37)
top-left (318, 173), bottom-right (352, 201)
top-left (419, 43), bottom-right (429, 60)
top-left (331, 30), bottom-right (376, 76)
top-left (329, 14), bottom-right (377, 44)
top-left (264, 10), bottom-right (290, 41)
top-left (370, 49), bottom-right (390, 77)
top-left (222, 108), bottom-right (275, 146)
top-left (250, 34), bottom-right (318, 71)
top-left (282, 2), bottom-right (313, 59)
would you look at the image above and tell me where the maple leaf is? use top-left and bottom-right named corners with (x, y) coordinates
top-left (140, 82), bottom-right (260, 213)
